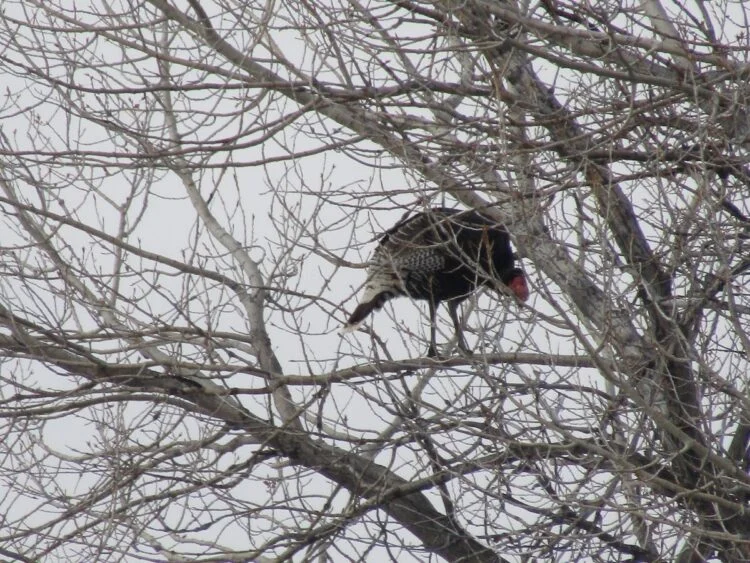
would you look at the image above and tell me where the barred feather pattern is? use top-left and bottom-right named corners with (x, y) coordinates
top-left (361, 248), bottom-right (447, 304)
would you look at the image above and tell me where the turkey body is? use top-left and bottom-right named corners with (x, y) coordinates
top-left (343, 207), bottom-right (528, 357)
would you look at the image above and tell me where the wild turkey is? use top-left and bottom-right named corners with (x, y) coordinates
top-left (343, 207), bottom-right (529, 356)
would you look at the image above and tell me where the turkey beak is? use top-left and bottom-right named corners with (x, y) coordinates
top-left (508, 274), bottom-right (529, 302)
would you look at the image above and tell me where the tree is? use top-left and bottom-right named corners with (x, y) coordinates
top-left (0, 0), bottom-right (748, 560)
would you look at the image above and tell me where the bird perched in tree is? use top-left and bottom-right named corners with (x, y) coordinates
top-left (342, 207), bottom-right (529, 357)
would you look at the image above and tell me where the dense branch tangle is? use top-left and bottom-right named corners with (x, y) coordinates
top-left (0, 0), bottom-right (748, 562)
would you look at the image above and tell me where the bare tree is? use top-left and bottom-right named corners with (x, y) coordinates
top-left (0, 0), bottom-right (748, 561)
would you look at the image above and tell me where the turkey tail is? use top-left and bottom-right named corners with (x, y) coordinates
top-left (341, 291), bottom-right (392, 333)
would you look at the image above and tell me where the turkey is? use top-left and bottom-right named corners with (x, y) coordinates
top-left (343, 207), bottom-right (529, 357)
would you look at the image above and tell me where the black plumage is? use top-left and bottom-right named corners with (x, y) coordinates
top-left (343, 207), bottom-right (529, 356)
